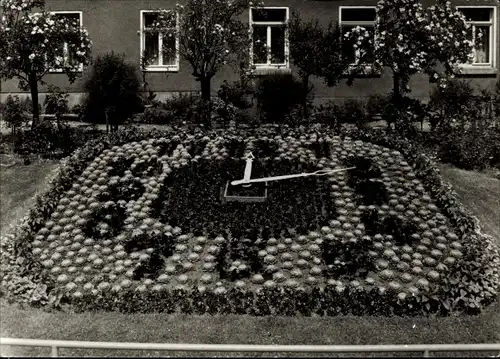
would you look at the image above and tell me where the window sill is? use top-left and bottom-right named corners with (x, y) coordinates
top-left (48, 67), bottom-right (83, 73)
top-left (456, 66), bottom-right (497, 75)
top-left (144, 66), bottom-right (179, 73)
top-left (342, 64), bottom-right (381, 77)
top-left (253, 66), bottom-right (291, 76)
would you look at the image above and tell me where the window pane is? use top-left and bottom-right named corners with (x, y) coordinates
top-left (252, 8), bottom-right (287, 22)
top-left (253, 26), bottom-right (268, 64)
top-left (474, 26), bottom-right (490, 63)
top-left (341, 8), bottom-right (376, 22)
top-left (162, 34), bottom-right (176, 65)
top-left (270, 26), bottom-right (285, 64)
top-left (144, 13), bottom-right (158, 28)
top-left (67, 45), bottom-right (78, 66)
top-left (145, 33), bottom-right (160, 65)
top-left (460, 8), bottom-right (492, 22)
top-left (67, 13), bottom-right (80, 24)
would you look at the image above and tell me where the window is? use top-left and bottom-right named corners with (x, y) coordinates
top-left (457, 7), bottom-right (496, 68)
top-left (339, 7), bottom-right (376, 66)
top-left (140, 10), bottom-right (179, 71)
top-left (49, 11), bottom-right (83, 72)
top-left (250, 7), bottom-right (289, 68)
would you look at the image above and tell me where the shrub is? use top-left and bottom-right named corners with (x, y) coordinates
top-left (309, 102), bottom-right (340, 130)
top-left (13, 122), bottom-right (99, 159)
top-left (19, 96), bottom-right (41, 115)
top-left (163, 94), bottom-right (200, 123)
top-left (43, 85), bottom-right (69, 116)
top-left (255, 73), bottom-right (305, 124)
top-left (495, 79), bottom-right (500, 118)
top-left (427, 83), bottom-right (500, 170)
top-left (1, 95), bottom-right (30, 134)
top-left (436, 121), bottom-right (500, 170)
top-left (428, 80), bottom-right (475, 131)
top-left (124, 95), bottom-right (203, 126)
top-left (217, 80), bottom-right (254, 110)
top-left (81, 52), bottom-right (143, 130)
top-left (383, 96), bottom-right (428, 139)
top-left (141, 102), bottom-right (174, 125)
top-left (366, 94), bottom-right (390, 119)
top-left (337, 99), bottom-right (367, 127)
top-left (211, 98), bottom-right (238, 128)
top-left (70, 103), bottom-right (84, 121)
top-left (283, 105), bottom-right (310, 127)
top-left (217, 80), bottom-right (257, 128)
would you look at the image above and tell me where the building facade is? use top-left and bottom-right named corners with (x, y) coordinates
top-left (1, 0), bottom-right (499, 107)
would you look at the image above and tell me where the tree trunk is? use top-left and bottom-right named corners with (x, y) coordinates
top-left (201, 77), bottom-right (211, 102)
top-left (29, 72), bottom-right (40, 130)
top-left (302, 75), bottom-right (310, 120)
top-left (392, 71), bottom-right (401, 105)
top-left (200, 77), bottom-right (212, 128)
top-left (389, 71), bottom-right (403, 131)
top-left (105, 108), bottom-right (110, 134)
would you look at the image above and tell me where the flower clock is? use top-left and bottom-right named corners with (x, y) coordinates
top-left (27, 126), bottom-right (496, 314)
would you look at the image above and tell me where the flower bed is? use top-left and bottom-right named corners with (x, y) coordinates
top-left (1, 124), bottom-right (498, 315)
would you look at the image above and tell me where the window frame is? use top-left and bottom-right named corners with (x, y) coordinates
top-left (139, 9), bottom-right (180, 72)
top-left (339, 5), bottom-right (377, 71)
top-left (456, 5), bottom-right (497, 71)
top-left (48, 11), bottom-right (84, 73)
top-left (249, 6), bottom-right (290, 70)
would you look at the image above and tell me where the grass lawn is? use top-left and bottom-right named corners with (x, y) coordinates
top-left (0, 158), bottom-right (58, 235)
top-left (0, 158), bottom-right (499, 357)
top-left (438, 164), bottom-right (500, 246)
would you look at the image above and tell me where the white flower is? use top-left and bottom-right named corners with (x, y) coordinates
top-left (28, 53), bottom-right (36, 60)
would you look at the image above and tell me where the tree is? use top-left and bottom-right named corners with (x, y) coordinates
top-left (82, 52), bottom-right (143, 133)
top-left (0, 0), bottom-right (92, 129)
top-left (1, 94), bottom-right (29, 134)
top-left (288, 11), bottom-right (352, 118)
top-left (149, 0), bottom-right (262, 127)
top-left (346, 0), bottom-right (474, 103)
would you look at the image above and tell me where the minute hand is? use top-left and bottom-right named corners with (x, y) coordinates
top-left (231, 167), bottom-right (356, 186)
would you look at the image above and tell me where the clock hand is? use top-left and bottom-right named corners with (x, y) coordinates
top-left (242, 152), bottom-right (254, 187)
top-left (231, 167), bottom-right (356, 186)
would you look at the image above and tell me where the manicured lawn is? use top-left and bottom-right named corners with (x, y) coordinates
top-left (438, 164), bottom-right (500, 246)
top-left (0, 158), bottom-right (499, 357)
top-left (0, 159), bottom-right (58, 235)
top-left (1, 298), bottom-right (499, 357)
